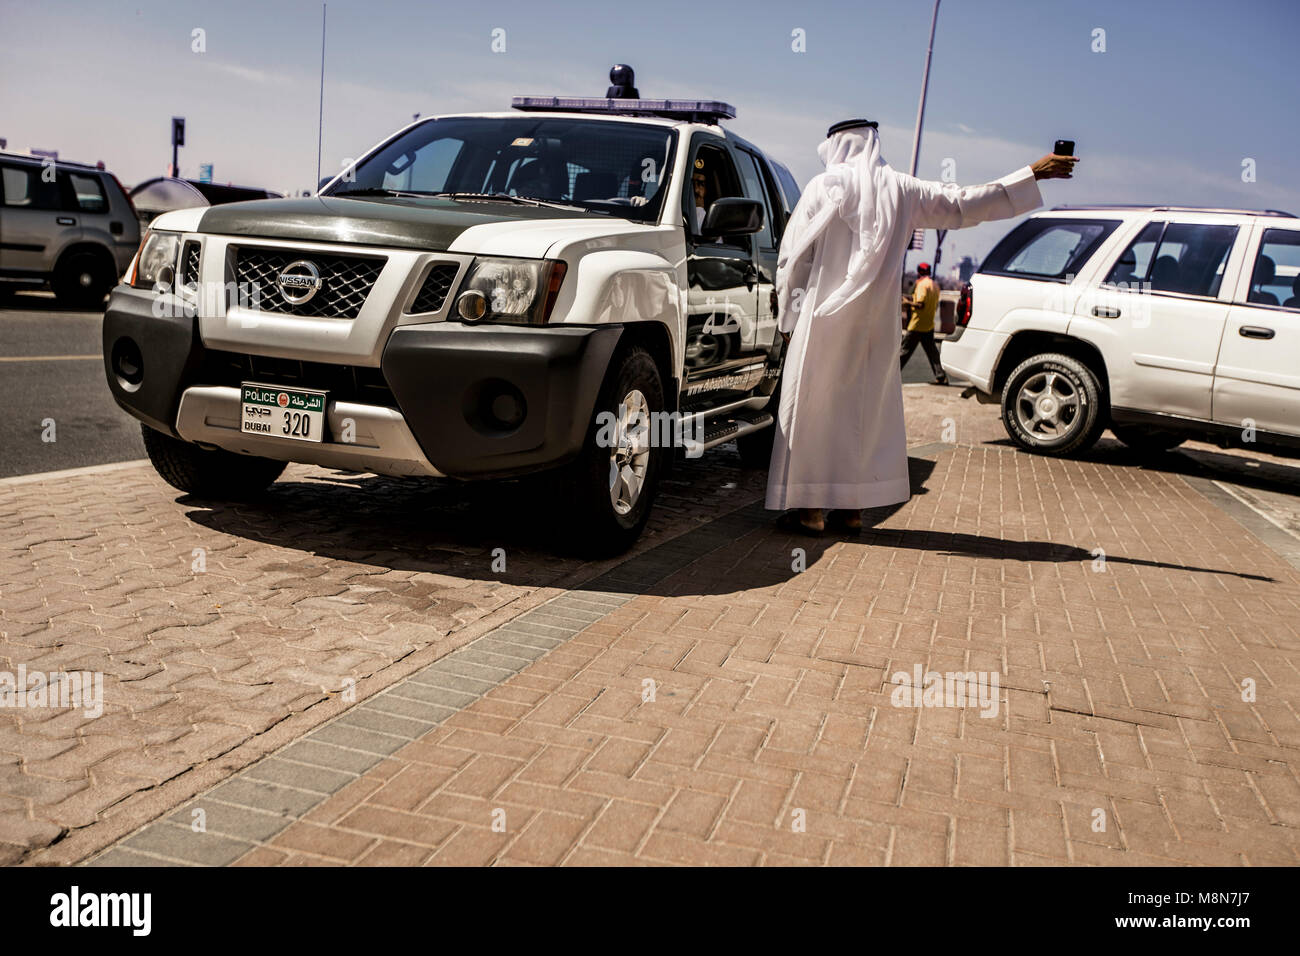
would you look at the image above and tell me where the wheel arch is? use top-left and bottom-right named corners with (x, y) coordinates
top-left (613, 320), bottom-right (679, 413)
top-left (54, 241), bottom-right (119, 281)
top-left (994, 331), bottom-right (1110, 402)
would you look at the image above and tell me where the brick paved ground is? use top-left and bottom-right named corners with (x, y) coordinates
top-left (0, 438), bottom-right (765, 864)
top-left (59, 386), bottom-right (1300, 867)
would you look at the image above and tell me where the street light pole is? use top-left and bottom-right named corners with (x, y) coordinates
top-left (909, 0), bottom-right (941, 178)
top-left (905, 0), bottom-right (941, 277)
top-left (316, 3), bottom-right (327, 190)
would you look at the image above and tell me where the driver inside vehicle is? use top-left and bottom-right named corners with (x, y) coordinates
top-left (692, 164), bottom-right (711, 232)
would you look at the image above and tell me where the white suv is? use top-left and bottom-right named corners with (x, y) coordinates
top-left (942, 205), bottom-right (1300, 457)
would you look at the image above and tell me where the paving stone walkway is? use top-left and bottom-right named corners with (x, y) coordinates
top-left (6, 386), bottom-right (1300, 865)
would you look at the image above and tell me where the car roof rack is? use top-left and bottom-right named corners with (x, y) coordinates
top-left (0, 149), bottom-right (105, 171)
top-left (1050, 204), bottom-right (1295, 218)
top-left (511, 96), bottom-right (736, 123)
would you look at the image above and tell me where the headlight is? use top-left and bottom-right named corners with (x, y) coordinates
top-left (129, 231), bottom-right (182, 291)
top-left (454, 256), bottom-right (566, 325)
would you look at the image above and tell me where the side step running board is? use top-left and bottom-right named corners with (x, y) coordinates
top-left (698, 409), bottom-right (774, 452)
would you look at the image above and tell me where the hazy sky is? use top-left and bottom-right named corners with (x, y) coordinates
top-left (3, 0), bottom-right (1297, 262)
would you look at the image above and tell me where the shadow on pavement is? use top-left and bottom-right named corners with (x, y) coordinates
top-left (986, 435), bottom-right (1300, 499)
top-left (0, 289), bottom-right (107, 314)
top-left (181, 453), bottom-right (1274, 598)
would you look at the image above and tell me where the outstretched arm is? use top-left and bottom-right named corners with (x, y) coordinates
top-left (903, 154), bottom-right (1077, 230)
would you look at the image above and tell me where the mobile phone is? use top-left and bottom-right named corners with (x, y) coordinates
top-left (1054, 139), bottom-right (1075, 156)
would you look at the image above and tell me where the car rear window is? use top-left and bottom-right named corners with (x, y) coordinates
top-left (67, 172), bottom-right (107, 213)
top-left (981, 217), bottom-right (1120, 281)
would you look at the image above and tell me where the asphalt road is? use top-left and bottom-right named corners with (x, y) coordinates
top-left (0, 291), bottom-right (144, 479)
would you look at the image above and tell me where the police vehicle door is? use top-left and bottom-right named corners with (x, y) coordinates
top-left (682, 134), bottom-right (762, 402)
top-left (733, 143), bottom-right (782, 373)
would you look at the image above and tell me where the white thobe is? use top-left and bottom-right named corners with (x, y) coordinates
top-left (766, 164), bottom-right (1043, 511)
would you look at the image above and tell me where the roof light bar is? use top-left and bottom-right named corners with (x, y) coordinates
top-left (511, 96), bottom-right (737, 123)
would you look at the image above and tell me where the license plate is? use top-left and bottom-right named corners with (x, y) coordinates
top-left (240, 383), bottom-right (327, 443)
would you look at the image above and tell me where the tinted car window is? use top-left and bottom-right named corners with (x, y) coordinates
top-left (738, 150), bottom-right (776, 249)
top-left (771, 160), bottom-right (801, 215)
top-left (1107, 221), bottom-right (1237, 297)
top-left (754, 154), bottom-right (788, 244)
top-left (1104, 221), bottom-right (1162, 287)
top-left (981, 218), bottom-right (1119, 280)
top-left (67, 172), bottom-right (107, 213)
top-left (1247, 228), bottom-right (1300, 308)
top-left (2, 164), bottom-right (62, 210)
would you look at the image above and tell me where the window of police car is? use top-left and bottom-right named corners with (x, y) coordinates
top-left (1104, 221), bottom-right (1237, 298)
top-left (737, 149), bottom-right (777, 250)
top-left (981, 217), bottom-right (1120, 281)
top-left (686, 142), bottom-right (747, 247)
top-left (334, 116), bottom-right (677, 222)
top-left (1245, 228), bottom-right (1300, 310)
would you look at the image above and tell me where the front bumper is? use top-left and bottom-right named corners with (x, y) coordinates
top-left (103, 286), bottom-right (623, 480)
top-left (382, 322), bottom-right (621, 478)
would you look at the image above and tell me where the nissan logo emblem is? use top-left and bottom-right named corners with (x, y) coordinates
top-left (277, 260), bottom-right (323, 305)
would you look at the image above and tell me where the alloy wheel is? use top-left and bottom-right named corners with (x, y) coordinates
top-left (607, 388), bottom-right (651, 515)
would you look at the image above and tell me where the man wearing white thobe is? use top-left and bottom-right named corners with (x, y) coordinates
top-left (766, 119), bottom-right (1078, 533)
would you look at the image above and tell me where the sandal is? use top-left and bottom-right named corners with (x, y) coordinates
top-left (777, 509), bottom-right (826, 536)
top-left (828, 509), bottom-right (863, 532)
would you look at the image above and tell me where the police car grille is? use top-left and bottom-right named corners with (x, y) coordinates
top-left (234, 248), bottom-right (385, 318)
top-left (199, 350), bottom-right (398, 408)
top-left (409, 263), bottom-right (460, 314)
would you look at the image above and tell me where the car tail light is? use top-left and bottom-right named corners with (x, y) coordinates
top-left (958, 281), bottom-right (973, 326)
top-left (110, 174), bottom-right (137, 219)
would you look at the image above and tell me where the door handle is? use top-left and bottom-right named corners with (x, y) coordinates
top-left (743, 263), bottom-right (757, 290)
top-left (56, 217), bottom-right (76, 226)
top-left (1239, 325), bottom-right (1275, 339)
top-left (1092, 305), bottom-right (1121, 318)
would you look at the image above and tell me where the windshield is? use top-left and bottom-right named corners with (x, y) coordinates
top-left (329, 116), bottom-right (677, 222)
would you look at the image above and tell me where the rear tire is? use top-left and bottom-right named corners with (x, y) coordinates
top-left (141, 423), bottom-right (286, 499)
top-left (557, 345), bottom-right (665, 557)
top-left (1111, 424), bottom-right (1185, 453)
top-left (1000, 352), bottom-right (1106, 456)
top-left (53, 250), bottom-right (114, 309)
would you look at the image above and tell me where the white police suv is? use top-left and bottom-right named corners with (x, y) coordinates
top-left (102, 70), bottom-right (801, 553)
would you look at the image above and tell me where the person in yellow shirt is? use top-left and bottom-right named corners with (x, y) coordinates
top-left (900, 262), bottom-right (948, 385)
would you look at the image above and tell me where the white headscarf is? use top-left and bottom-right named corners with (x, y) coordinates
top-left (778, 126), bottom-right (902, 320)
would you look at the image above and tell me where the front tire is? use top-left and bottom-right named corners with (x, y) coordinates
top-left (559, 345), bottom-right (665, 556)
top-left (1001, 352), bottom-right (1106, 456)
top-left (141, 423), bottom-right (286, 499)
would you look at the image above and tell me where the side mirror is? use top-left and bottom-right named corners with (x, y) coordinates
top-left (701, 197), bottom-right (764, 238)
